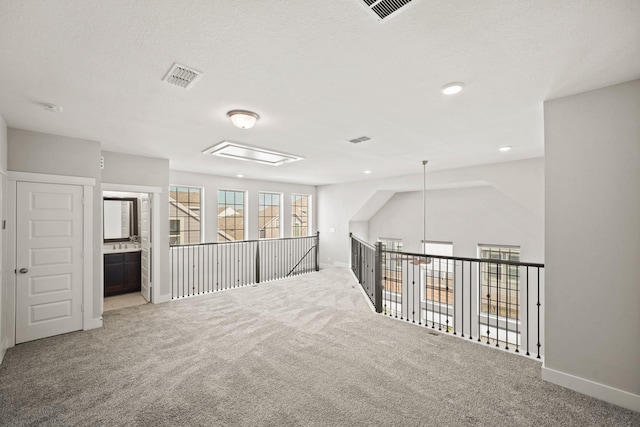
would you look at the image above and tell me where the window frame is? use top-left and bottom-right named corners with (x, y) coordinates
top-left (258, 191), bottom-right (282, 239)
top-left (478, 244), bottom-right (521, 320)
top-left (420, 241), bottom-right (454, 305)
top-left (291, 193), bottom-right (311, 237)
top-left (217, 189), bottom-right (247, 242)
top-left (168, 185), bottom-right (204, 245)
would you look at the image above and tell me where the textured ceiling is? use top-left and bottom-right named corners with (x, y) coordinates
top-left (0, 0), bottom-right (639, 185)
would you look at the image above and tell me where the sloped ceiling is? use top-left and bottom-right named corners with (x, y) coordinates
top-left (0, 0), bottom-right (638, 185)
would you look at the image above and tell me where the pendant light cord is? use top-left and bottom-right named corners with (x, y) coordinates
top-left (422, 160), bottom-right (428, 254)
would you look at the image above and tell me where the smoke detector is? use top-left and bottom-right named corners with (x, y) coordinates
top-left (163, 63), bottom-right (203, 89)
top-left (357, 0), bottom-right (419, 22)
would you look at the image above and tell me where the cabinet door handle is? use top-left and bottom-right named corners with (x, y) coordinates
top-left (19, 268), bottom-right (29, 274)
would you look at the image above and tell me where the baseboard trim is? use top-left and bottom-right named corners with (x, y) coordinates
top-left (319, 262), bottom-right (349, 269)
top-left (349, 270), bottom-right (377, 313)
top-left (84, 318), bottom-right (103, 331)
top-left (154, 294), bottom-right (172, 304)
top-left (542, 366), bottom-right (640, 412)
top-left (0, 338), bottom-right (8, 365)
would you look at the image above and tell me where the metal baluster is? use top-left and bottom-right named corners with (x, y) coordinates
top-left (526, 266), bottom-right (530, 356)
top-left (446, 259), bottom-right (450, 333)
top-left (537, 268), bottom-right (541, 359)
top-left (461, 261), bottom-right (464, 337)
top-left (478, 260), bottom-right (482, 343)
top-left (495, 260), bottom-right (500, 348)
top-left (181, 246), bottom-right (185, 298)
top-left (505, 261), bottom-right (510, 351)
top-left (417, 258), bottom-right (421, 326)
top-left (469, 260), bottom-right (473, 341)
top-left (437, 258), bottom-right (442, 331)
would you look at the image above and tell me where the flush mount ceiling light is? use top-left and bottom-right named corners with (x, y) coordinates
top-left (227, 110), bottom-right (260, 129)
top-left (499, 146), bottom-right (512, 152)
top-left (43, 104), bottom-right (63, 113)
top-left (237, 174), bottom-right (244, 178)
top-left (364, 170), bottom-right (372, 174)
top-left (203, 141), bottom-right (303, 166)
top-left (441, 82), bottom-right (464, 95)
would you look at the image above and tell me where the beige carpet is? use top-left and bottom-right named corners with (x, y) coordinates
top-left (1, 268), bottom-right (638, 426)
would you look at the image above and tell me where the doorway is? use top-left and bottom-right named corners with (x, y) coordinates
top-left (101, 184), bottom-right (162, 314)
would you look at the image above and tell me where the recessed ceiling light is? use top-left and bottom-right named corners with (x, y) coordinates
top-left (237, 174), bottom-right (244, 178)
top-left (441, 82), bottom-right (464, 95)
top-left (43, 104), bottom-right (63, 113)
top-left (227, 110), bottom-right (260, 129)
top-left (499, 146), bottom-right (512, 152)
top-left (364, 170), bottom-right (372, 174)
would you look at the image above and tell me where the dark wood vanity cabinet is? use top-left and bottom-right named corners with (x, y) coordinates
top-left (104, 252), bottom-right (141, 296)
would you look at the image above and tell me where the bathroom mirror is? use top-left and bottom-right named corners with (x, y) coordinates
top-left (103, 197), bottom-right (138, 242)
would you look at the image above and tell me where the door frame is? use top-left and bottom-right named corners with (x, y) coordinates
top-left (6, 171), bottom-right (95, 348)
top-left (101, 183), bottom-right (162, 306)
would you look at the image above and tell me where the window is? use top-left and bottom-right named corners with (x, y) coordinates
top-left (479, 245), bottom-right (520, 320)
top-left (217, 190), bottom-right (245, 241)
top-left (169, 186), bottom-right (202, 245)
top-left (379, 238), bottom-right (403, 293)
top-left (421, 241), bottom-right (454, 305)
top-left (169, 220), bottom-right (180, 245)
top-left (259, 192), bottom-right (281, 239)
top-left (291, 194), bottom-right (309, 237)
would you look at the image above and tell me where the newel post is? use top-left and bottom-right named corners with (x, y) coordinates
top-left (374, 241), bottom-right (383, 313)
top-left (315, 231), bottom-right (320, 271)
top-left (255, 241), bottom-right (261, 283)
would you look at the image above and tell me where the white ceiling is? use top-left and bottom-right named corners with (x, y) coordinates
top-left (1, 0), bottom-right (639, 185)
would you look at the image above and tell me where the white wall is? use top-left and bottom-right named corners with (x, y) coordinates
top-left (543, 79), bottom-right (640, 411)
top-left (368, 184), bottom-right (543, 261)
top-left (7, 128), bottom-right (103, 331)
top-left (101, 151), bottom-right (170, 300)
top-left (0, 116), bottom-right (7, 363)
top-left (317, 157), bottom-right (545, 266)
top-left (170, 170), bottom-right (317, 242)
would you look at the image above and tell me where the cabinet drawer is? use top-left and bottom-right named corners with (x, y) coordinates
top-left (104, 253), bottom-right (124, 264)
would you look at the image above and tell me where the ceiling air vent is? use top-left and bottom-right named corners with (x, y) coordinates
top-left (163, 63), bottom-right (203, 89)
top-left (348, 136), bottom-right (372, 144)
top-left (202, 141), bottom-right (304, 166)
top-left (357, 0), bottom-right (417, 22)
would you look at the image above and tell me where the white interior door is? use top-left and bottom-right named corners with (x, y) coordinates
top-left (140, 193), bottom-right (151, 302)
top-left (16, 181), bottom-right (84, 344)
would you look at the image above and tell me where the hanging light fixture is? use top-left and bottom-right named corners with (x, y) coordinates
top-left (227, 110), bottom-right (260, 129)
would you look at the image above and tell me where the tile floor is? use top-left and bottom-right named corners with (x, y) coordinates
top-left (103, 292), bottom-right (148, 312)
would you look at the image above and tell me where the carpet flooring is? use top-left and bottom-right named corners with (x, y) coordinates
top-left (1, 267), bottom-right (638, 426)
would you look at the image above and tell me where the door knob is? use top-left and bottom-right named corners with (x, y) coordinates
top-left (19, 268), bottom-right (28, 274)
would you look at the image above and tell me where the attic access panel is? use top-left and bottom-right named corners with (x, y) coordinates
top-left (358, 0), bottom-right (418, 22)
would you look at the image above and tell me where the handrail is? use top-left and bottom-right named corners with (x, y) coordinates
top-left (384, 249), bottom-right (545, 268)
top-left (170, 234), bottom-right (316, 248)
top-left (351, 235), bottom-right (545, 359)
top-left (349, 233), bottom-right (376, 250)
top-left (171, 232), bottom-right (320, 299)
